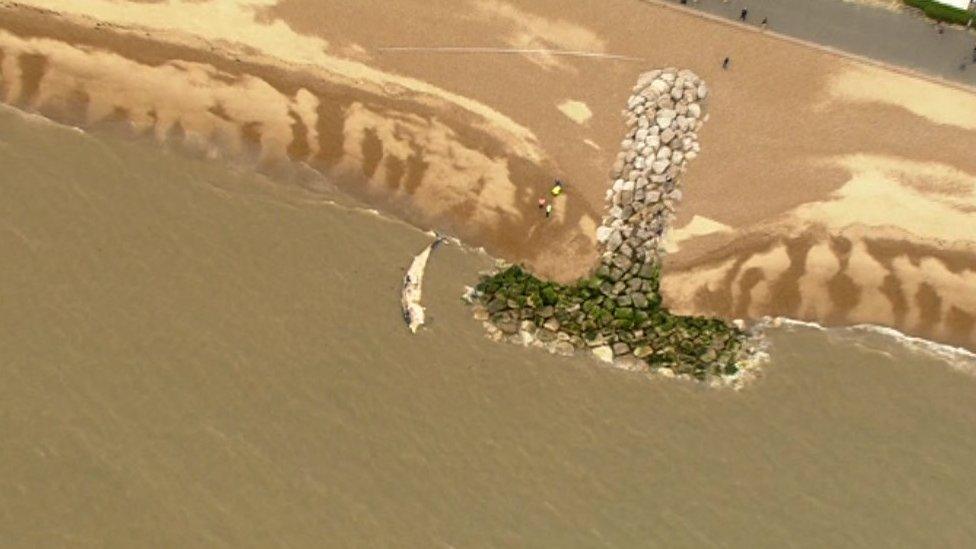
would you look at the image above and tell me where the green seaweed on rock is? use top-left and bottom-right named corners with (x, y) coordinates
top-left (473, 264), bottom-right (748, 381)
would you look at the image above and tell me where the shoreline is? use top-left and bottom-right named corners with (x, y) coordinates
top-left (1, 0), bottom-right (975, 353)
top-left (0, 1), bottom-right (601, 282)
top-left (2, 99), bottom-right (972, 382)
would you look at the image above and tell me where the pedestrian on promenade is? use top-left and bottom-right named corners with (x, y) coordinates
top-left (972, 45), bottom-right (976, 63)
top-left (722, 57), bottom-right (731, 69)
top-left (538, 197), bottom-right (547, 210)
top-left (740, 8), bottom-right (748, 22)
top-left (761, 17), bottom-right (768, 30)
top-left (545, 203), bottom-right (553, 219)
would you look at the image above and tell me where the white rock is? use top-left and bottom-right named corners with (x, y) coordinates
top-left (656, 146), bottom-right (672, 160)
top-left (592, 346), bottom-right (614, 363)
top-left (650, 79), bottom-right (669, 95)
top-left (638, 69), bottom-right (662, 87)
top-left (621, 180), bottom-right (635, 191)
top-left (651, 159), bottom-right (670, 174)
top-left (640, 87), bottom-right (659, 100)
top-left (672, 151), bottom-right (684, 165)
top-left (697, 83), bottom-right (708, 99)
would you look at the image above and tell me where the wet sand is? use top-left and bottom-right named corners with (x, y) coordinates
top-left (1, 0), bottom-right (974, 349)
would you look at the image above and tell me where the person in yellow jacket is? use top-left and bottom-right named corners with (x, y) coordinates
top-left (550, 179), bottom-right (563, 197)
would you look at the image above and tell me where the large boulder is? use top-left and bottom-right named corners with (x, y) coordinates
top-left (592, 345), bottom-right (614, 363)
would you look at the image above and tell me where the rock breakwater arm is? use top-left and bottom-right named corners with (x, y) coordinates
top-left (469, 68), bottom-right (758, 384)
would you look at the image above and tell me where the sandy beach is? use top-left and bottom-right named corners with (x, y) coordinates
top-left (1, 0), bottom-right (975, 349)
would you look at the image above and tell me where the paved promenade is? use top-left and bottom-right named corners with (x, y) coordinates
top-left (658, 0), bottom-right (976, 87)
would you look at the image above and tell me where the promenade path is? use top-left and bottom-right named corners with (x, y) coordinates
top-left (656, 0), bottom-right (976, 87)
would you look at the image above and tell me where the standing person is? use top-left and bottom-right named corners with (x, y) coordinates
top-left (722, 57), bottom-right (731, 69)
top-left (538, 197), bottom-right (547, 210)
top-left (550, 179), bottom-right (563, 197)
top-left (972, 45), bottom-right (976, 63)
top-left (740, 8), bottom-right (748, 21)
top-left (761, 16), bottom-right (768, 29)
top-left (545, 203), bottom-right (553, 219)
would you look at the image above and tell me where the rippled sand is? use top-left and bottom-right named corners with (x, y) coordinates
top-left (1, 0), bottom-right (974, 350)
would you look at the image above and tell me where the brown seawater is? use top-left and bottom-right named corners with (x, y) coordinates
top-left (2, 107), bottom-right (976, 547)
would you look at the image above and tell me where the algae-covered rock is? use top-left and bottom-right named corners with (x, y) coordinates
top-left (487, 298), bottom-right (507, 314)
top-left (633, 345), bottom-right (655, 358)
top-left (540, 286), bottom-right (559, 306)
top-left (614, 307), bottom-right (635, 320)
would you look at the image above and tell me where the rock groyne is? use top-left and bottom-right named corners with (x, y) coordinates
top-left (468, 68), bottom-right (760, 384)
